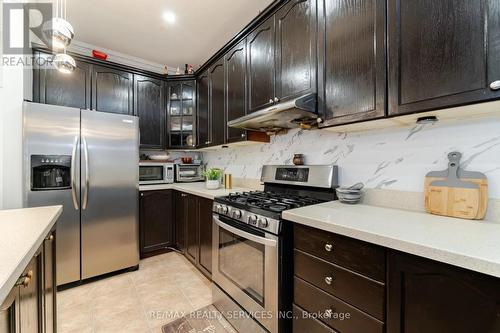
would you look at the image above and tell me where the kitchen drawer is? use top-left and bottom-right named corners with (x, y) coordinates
top-left (293, 304), bottom-right (337, 333)
top-left (294, 224), bottom-right (386, 282)
top-left (294, 249), bottom-right (385, 321)
top-left (294, 277), bottom-right (384, 333)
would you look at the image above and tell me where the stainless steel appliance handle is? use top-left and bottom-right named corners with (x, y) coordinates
top-left (71, 135), bottom-right (79, 210)
top-left (213, 215), bottom-right (277, 247)
top-left (82, 135), bottom-right (89, 210)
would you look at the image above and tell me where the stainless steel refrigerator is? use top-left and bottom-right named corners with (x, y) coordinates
top-left (23, 102), bottom-right (139, 286)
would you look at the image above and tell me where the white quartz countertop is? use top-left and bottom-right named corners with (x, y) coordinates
top-left (283, 201), bottom-right (500, 278)
top-left (0, 205), bottom-right (62, 304)
top-left (139, 182), bottom-right (256, 200)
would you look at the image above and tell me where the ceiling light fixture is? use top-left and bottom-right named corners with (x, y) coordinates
top-left (162, 11), bottom-right (176, 24)
top-left (52, 53), bottom-right (76, 74)
top-left (44, 0), bottom-right (76, 73)
top-left (43, 0), bottom-right (74, 50)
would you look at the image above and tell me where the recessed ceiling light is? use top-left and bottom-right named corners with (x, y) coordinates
top-left (162, 11), bottom-right (176, 24)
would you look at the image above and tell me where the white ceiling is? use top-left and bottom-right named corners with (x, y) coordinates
top-left (66, 0), bottom-right (274, 70)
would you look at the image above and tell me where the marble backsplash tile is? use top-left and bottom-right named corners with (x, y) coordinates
top-left (204, 117), bottom-right (500, 199)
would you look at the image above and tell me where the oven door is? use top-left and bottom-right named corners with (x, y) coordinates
top-left (212, 214), bottom-right (278, 333)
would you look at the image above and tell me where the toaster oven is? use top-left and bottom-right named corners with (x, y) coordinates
top-left (175, 164), bottom-right (204, 182)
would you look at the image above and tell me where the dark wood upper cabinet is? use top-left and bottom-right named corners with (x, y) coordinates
top-left (318, 0), bottom-right (386, 127)
top-left (225, 40), bottom-right (247, 143)
top-left (91, 65), bottom-right (134, 115)
top-left (247, 15), bottom-right (276, 113)
top-left (209, 59), bottom-right (226, 146)
top-left (139, 190), bottom-right (174, 257)
top-left (388, 251), bottom-right (500, 333)
top-left (134, 75), bottom-right (165, 150)
top-left (167, 80), bottom-right (196, 149)
top-left (197, 72), bottom-right (210, 148)
top-left (275, 0), bottom-right (317, 102)
top-left (388, 0), bottom-right (500, 116)
top-left (198, 197), bottom-right (213, 277)
top-left (34, 51), bottom-right (91, 109)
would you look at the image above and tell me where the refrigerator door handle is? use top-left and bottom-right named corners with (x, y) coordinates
top-left (82, 135), bottom-right (89, 210)
top-left (71, 135), bottom-right (79, 210)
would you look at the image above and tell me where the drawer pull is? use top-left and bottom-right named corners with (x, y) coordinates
top-left (324, 243), bottom-right (333, 252)
top-left (490, 80), bottom-right (500, 90)
top-left (325, 276), bottom-right (333, 285)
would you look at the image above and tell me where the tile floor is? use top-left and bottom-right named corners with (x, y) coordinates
top-left (57, 252), bottom-right (214, 333)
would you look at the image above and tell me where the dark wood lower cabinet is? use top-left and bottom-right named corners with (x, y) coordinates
top-left (42, 232), bottom-right (56, 333)
top-left (0, 230), bottom-right (56, 333)
top-left (185, 194), bottom-right (200, 264)
top-left (294, 277), bottom-right (384, 333)
top-left (293, 304), bottom-right (336, 333)
top-left (292, 224), bottom-right (386, 333)
top-left (19, 256), bottom-right (40, 333)
top-left (387, 251), bottom-right (500, 333)
top-left (142, 190), bottom-right (213, 278)
top-left (180, 192), bottom-right (213, 278)
top-left (293, 224), bottom-right (500, 333)
top-left (139, 190), bottom-right (174, 258)
top-left (198, 197), bottom-right (213, 277)
top-left (174, 191), bottom-right (187, 253)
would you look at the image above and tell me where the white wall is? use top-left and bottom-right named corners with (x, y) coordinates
top-left (0, 62), bottom-right (24, 209)
top-left (204, 117), bottom-right (500, 198)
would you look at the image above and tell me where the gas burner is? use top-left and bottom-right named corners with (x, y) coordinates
top-left (220, 190), bottom-right (325, 213)
top-left (265, 204), bottom-right (288, 212)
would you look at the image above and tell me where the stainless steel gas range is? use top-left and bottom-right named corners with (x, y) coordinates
top-left (212, 165), bottom-right (338, 333)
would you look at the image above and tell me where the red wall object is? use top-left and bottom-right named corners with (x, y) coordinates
top-left (92, 50), bottom-right (108, 60)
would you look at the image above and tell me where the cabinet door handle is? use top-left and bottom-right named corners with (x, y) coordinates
top-left (317, 118), bottom-right (323, 123)
top-left (241, 133), bottom-right (246, 138)
top-left (269, 98), bottom-right (274, 103)
top-left (324, 276), bottom-right (333, 285)
top-left (181, 193), bottom-right (188, 197)
top-left (324, 243), bottom-right (333, 252)
top-left (47, 234), bottom-right (54, 241)
top-left (140, 193), bottom-right (144, 197)
top-left (274, 97), bottom-right (279, 102)
top-left (490, 81), bottom-right (500, 90)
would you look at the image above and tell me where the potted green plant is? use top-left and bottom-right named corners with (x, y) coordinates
top-left (202, 168), bottom-right (223, 190)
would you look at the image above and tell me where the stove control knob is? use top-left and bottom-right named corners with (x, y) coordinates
top-left (248, 215), bottom-right (258, 225)
top-left (232, 209), bottom-right (242, 219)
top-left (215, 204), bottom-right (222, 212)
top-left (221, 205), bottom-right (229, 214)
top-left (258, 218), bottom-right (269, 228)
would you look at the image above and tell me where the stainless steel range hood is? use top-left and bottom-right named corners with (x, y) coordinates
top-left (227, 93), bottom-right (318, 133)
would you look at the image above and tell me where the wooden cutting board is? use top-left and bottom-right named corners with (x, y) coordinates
top-left (424, 152), bottom-right (488, 220)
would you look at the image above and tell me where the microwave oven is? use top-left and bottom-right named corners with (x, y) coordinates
top-left (139, 162), bottom-right (174, 185)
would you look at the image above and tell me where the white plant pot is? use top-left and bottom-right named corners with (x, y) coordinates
top-left (206, 179), bottom-right (220, 190)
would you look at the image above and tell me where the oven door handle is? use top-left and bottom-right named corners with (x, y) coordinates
top-left (213, 215), bottom-right (277, 247)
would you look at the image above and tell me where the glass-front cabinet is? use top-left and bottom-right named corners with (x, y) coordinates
top-left (167, 80), bottom-right (196, 149)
